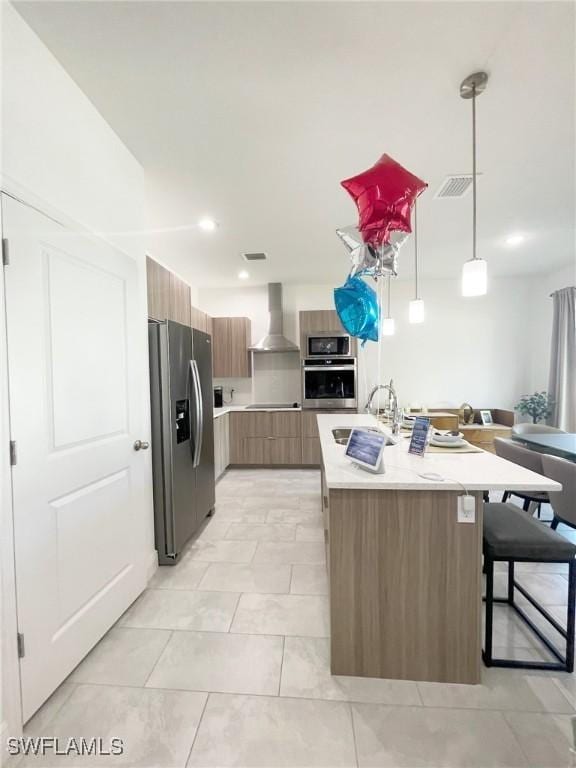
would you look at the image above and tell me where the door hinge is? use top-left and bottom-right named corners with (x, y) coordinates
top-left (17, 632), bottom-right (25, 659)
top-left (9, 440), bottom-right (17, 466)
top-left (2, 238), bottom-right (9, 266)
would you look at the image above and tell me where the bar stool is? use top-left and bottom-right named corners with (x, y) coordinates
top-left (494, 437), bottom-right (549, 517)
top-left (483, 502), bottom-right (576, 671)
top-left (542, 455), bottom-right (576, 532)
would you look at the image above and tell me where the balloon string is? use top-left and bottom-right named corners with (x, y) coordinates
top-left (376, 275), bottom-right (385, 420)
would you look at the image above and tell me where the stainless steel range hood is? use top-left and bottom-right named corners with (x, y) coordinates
top-left (250, 283), bottom-right (299, 353)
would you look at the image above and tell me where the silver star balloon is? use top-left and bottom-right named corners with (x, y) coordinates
top-left (336, 226), bottom-right (408, 279)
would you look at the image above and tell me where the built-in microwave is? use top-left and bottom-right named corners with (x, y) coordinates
top-left (306, 332), bottom-right (351, 358)
top-left (301, 357), bottom-right (357, 410)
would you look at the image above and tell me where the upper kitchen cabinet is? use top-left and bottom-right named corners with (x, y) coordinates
top-left (146, 256), bottom-right (190, 325)
top-left (190, 304), bottom-right (212, 334)
top-left (212, 317), bottom-right (252, 378)
top-left (169, 272), bottom-right (191, 326)
top-left (299, 309), bottom-right (357, 356)
top-left (146, 256), bottom-right (170, 321)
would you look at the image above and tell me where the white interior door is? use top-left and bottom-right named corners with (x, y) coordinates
top-left (2, 195), bottom-right (151, 722)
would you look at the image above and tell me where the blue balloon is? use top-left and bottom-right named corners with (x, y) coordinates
top-left (334, 275), bottom-right (379, 345)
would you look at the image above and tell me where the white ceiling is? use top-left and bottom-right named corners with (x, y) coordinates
top-left (14, 1), bottom-right (576, 287)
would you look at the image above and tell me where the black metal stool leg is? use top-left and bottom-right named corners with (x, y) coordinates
top-left (507, 561), bottom-right (514, 604)
top-left (484, 557), bottom-right (494, 665)
top-left (566, 560), bottom-right (576, 673)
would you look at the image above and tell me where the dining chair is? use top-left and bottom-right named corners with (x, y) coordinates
top-left (493, 437), bottom-right (549, 517)
top-left (512, 423), bottom-right (566, 436)
top-left (542, 454), bottom-right (576, 531)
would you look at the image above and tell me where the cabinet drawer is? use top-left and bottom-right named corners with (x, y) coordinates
top-left (302, 411), bottom-right (320, 438)
top-left (271, 412), bottom-right (301, 437)
top-left (236, 437), bottom-right (270, 464)
top-left (231, 411), bottom-right (271, 437)
top-left (302, 437), bottom-right (322, 465)
top-left (271, 437), bottom-right (302, 464)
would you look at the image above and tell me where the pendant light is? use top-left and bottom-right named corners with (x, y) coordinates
top-left (408, 200), bottom-right (425, 323)
top-left (460, 71), bottom-right (488, 297)
top-left (382, 276), bottom-right (395, 336)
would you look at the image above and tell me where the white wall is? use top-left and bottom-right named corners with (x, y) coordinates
top-left (200, 272), bottom-right (571, 412)
top-left (0, 2), bottom-right (154, 738)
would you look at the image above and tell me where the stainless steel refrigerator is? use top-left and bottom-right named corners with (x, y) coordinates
top-left (148, 320), bottom-right (215, 565)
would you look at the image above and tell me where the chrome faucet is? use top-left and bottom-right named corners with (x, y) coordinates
top-left (365, 379), bottom-right (401, 435)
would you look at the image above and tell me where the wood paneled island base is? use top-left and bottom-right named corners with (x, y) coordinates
top-left (327, 487), bottom-right (483, 684)
top-left (317, 413), bottom-right (561, 686)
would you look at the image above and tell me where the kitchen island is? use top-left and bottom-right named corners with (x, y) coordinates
top-left (318, 414), bottom-right (561, 684)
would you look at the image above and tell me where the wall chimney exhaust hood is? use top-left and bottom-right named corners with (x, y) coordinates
top-left (250, 283), bottom-right (299, 353)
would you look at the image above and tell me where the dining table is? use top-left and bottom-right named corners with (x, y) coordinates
top-left (512, 432), bottom-right (576, 461)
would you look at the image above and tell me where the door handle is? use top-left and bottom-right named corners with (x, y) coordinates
top-left (190, 359), bottom-right (203, 468)
top-left (134, 440), bottom-right (150, 451)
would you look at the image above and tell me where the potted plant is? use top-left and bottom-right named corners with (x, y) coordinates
top-left (514, 391), bottom-right (554, 424)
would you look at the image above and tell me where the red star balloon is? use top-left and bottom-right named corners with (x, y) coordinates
top-left (341, 154), bottom-right (427, 247)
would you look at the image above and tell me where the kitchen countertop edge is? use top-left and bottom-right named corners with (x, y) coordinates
top-left (317, 414), bottom-right (561, 493)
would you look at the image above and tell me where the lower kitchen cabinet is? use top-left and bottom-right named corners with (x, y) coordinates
top-left (271, 437), bottom-right (302, 464)
top-left (302, 436), bottom-right (322, 465)
top-left (214, 413), bottom-right (230, 479)
top-left (229, 411), bottom-right (303, 465)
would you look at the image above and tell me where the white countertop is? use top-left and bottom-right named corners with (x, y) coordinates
top-left (213, 405), bottom-right (247, 418)
top-left (318, 414), bottom-right (561, 493)
top-left (213, 405), bottom-right (302, 418)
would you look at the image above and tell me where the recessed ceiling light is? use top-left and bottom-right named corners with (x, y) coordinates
top-left (198, 217), bottom-right (217, 232)
top-left (238, 270), bottom-right (250, 280)
top-left (505, 233), bottom-right (525, 247)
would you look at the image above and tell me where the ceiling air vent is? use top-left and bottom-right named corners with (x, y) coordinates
top-left (242, 252), bottom-right (268, 262)
top-left (434, 174), bottom-right (478, 199)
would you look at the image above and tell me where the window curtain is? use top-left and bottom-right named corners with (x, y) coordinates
top-left (548, 286), bottom-right (576, 431)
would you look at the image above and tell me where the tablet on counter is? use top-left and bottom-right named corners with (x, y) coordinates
top-left (345, 428), bottom-right (387, 474)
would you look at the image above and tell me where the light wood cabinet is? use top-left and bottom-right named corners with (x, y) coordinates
top-left (302, 437), bottom-right (323, 465)
top-left (214, 413), bottom-right (230, 479)
top-left (212, 317), bottom-right (252, 378)
top-left (299, 309), bottom-right (357, 356)
top-left (229, 411), bottom-right (303, 465)
top-left (409, 412), bottom-right (460, 432)
top-left (302, 411), bottom-right (320, 438)
top-left (147, 256), bottom-right (192, 326)
top-left (169, 272), bottom-right (191, 326)
top-left (270, 412), bottom-right (301, 437)
top-left (271, 438), bottom-right (302, 464)
top-left (146, 257), bottom-right (170, 321)
top-left (191, 304), bottom-right (212, 335)
top-left (460, 425), bottom-right (512, 454)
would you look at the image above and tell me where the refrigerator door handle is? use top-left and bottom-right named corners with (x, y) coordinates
top-left (190, 359), bottom-right (204, 468)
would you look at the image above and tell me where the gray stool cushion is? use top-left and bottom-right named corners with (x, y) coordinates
top-left (484, 503), bottom-right (576, 561)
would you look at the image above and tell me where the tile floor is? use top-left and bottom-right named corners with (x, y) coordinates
top-left (20, 469), bottom-right (576, 767)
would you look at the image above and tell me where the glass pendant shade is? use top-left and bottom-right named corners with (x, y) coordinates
top-left (461, 258), bottom-right (487, 296)
top-left (409, 298), bottom-right (425, 324)
top-left (381, 317), bottom-right (395, 336)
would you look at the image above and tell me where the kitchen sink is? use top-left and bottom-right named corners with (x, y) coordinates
top-left (332, 428), bottom-right (353, 444)
top-left (331, 427), bottom-right (396, 446)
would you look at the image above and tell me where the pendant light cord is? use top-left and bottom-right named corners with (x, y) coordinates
top-left (414, 200), bottom-right (419, 298)
top-left (387, 275), bottom-right (391, 318)
top-left (472, 83), bottom-right (477, 262)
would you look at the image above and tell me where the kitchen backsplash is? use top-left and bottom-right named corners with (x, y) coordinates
top-left (212, 377), bottom-right (252, 405)
top-left (252, 351), bottom-right (300, 404)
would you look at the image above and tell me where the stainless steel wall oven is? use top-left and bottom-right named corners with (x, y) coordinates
top-left (301, 357), bottom-right (357, 409)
